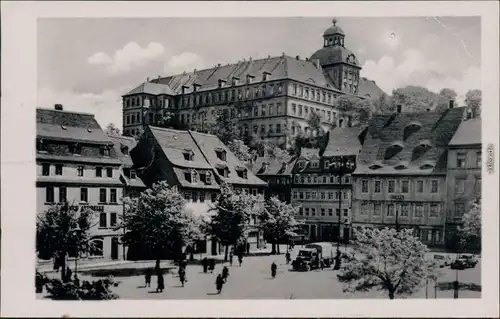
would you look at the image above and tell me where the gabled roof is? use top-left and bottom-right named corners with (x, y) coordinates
top-left (250, 155), bottom-right (298, 176)
top-left (354, 107), bottom-right (466, 175)
top-left (358, 77), bottom-right (386, 99)
top-left (148, 126), bottom-right (213, 169)
top-left (36, 108), bottom-right (111, 144)
top-left (107, 135), bottom-right (138, 166)
top-left (189, 131), bottom-right (267, 186)
top-left (449, 118), bottom-right (481, 146)
top-left (124, 81), bottom-right (176, 96)
top-left (323, 126), bottom-right (363, 157)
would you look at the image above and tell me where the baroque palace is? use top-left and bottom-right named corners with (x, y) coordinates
top-left (121, 19), bottom-right (384, 145)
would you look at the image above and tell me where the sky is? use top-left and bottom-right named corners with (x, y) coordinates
top-left (37, 17), bottom-right (481, 130)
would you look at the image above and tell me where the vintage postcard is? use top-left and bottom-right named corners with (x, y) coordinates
top-left (1, 1), bottom-right (499, 317)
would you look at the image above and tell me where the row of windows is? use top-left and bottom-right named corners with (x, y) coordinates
top-left (40, 164), bottom-right (127, 179)
top-left (183, 188), bottom-right (264, 202)
top-left (123, 96), bottom-right (170, 109)
top-left (456, 151), bottom-right (481, 168)
top-left (37, 141), bottom-right (111, 157)
top-left (291, 84), bottom-right (338, 107)
top-left (360, 179), bottom-right (440, 194)
top-left (298, 207), bottom-right (349, 217)
top-left (293, 190), bottom-right (350, 201)
top-left (359, 202), bottom-right (441, 218)
top-left (45, 187), bottom-right (119, 204)
top-left (294, 174), bottom-right (351, 184)
top-left (99, 212), bottom-right (118, 228)
top-left (290, 103), bottom-right (338, 124)
top-left (179, 82), bottom-right (284, 109)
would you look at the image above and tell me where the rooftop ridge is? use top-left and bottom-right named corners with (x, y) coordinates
top-left (36, 107), bottom-right (95, 117)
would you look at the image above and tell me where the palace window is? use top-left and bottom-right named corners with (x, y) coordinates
top-left (431, 180), bottom-right (439, 193)
top-left (80, 188), bottom-right (88, 203)
top-left (299, 192), bottom-right (304, 200)
top-left (386, 204), bottom-right (395, 217)
top-left (401, 203), bottom-right (409, 217)
top-left (106, 167), bottom-right (113, 178)
top-left (388, 180), bottom-right (396, 193)
top-left (361, 180), bottom-right (369, 193)
top-left (215, 149), bottom-right (227, 161)
top-left (59, 187), bottom-right (67, 203)
top-left (99, 188), bottom-right (107, 203)
top-left (42, 163), bottom-right (50, 176)
top-left (455, 178), bottom-right (465, 194)
top-left (46, 186), bottom-right (54, 203)
top-left (373, 203), bottom-right (382, 216)
top-left (401, 180), bottom-right (409, 193)
top-left (77, 165), bottom-right (84, 177)
top-left (430, 204), bottom-right (439, 217)
top-left (416, 180), bottom-right (424, 193)
top-left (99, 213), bottom-right (107, 228)
top-left (96, 167), bottom-right (102, 177)
top-left (456, 153), bottom-right (466, 168)
top-left (415, 204), bottom-right (424, 217)
top-left (110, 189), bottom-right (117, 203)
top-left (374, 180), bottom-right (381, 193)
top-left (455, 203), bottom-right (465, 218)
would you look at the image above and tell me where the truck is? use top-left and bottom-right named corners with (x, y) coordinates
top-left (291, 242), bottom-right (335, 271)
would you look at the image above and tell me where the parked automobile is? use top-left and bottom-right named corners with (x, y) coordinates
top-left (292, 242), bottom-right (334, 271)
top-left (450, 254), bottom-right (478, 269)
top-left (431, 254), bottom-right (452, 268)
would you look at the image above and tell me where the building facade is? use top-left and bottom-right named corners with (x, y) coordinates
top-left (36, 105), bottom-right (125, 261)
top-left (351, 105), bottom-right (466, 246)
top-left (121, 19), bottom-right (385, 146)
top-left (130, 126), bottom-right (267, 256)
top-left (250, 155), bottom-right (298, 203)
top-left (444, 118), bottom-right (481, 249)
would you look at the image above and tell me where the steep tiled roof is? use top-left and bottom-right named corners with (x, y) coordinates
top-left (310, 46), bottom-right (359, 67)
top-left (358, 77), bottom-right (386, 99)
top-left (107, 135), bottom-right (138, 166)
top-left (124, 81), bottom-right (176, 96)
top-left (148, 127), bottom-right (213, 169)
top-left (189, 131), bottom-right (267, 186)
top-left (150, 55), bottom-right (344, 94)
top-left (37, 108), bottom-right (111, 144)
top-left (251, 155), bottom-right (298, 176)
top-left (323, 126), bottom-right (363, 157)
top-left (449, 118), bottom-right (481, 146)
top-left (354, 107), bottom-right (466, 175)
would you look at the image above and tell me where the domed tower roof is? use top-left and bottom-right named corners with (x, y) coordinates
top-left (310, 18), bottom-right (360, 68)
top-left (323, 18), bottom-right (345, 36)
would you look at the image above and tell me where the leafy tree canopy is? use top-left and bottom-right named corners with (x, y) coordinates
top-left (105, 123), bottom-right (121, 136)
top-left (259, 196), bottom-right (301, 244)
top-left (458, 197), bottom-right (481, 250)
top-left (338, 227), bottom-right (437, 299)
top-left (465, 89), bottom-right (481, 118)
top-left (391, 86), bottom-right (439, 113)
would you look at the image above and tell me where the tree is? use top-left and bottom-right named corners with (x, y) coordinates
top-left (105, 123), bottom-right (121, 136)
top-left (458, 197), bottom-right (481, 251)
top-left (211, 111), bottom-right (240, 145)
top-left (337, 227), bottom-right (436, 299)
top-left (227, 139), bottom-right (251, 162)
top-left (307, 111), bottom-right (323, 135)
top-left (352, 99), bottom-right (376, 126)
top-left (206, 182), bottom-right (262, 261)
top-left (435, 88), bottom-right (458, 112)
top-left (334, 95), bottom-right (361, 112)
top-left (259, 196), bottom-right (300, 254)
top-left (37, 203), bottom-right (96, 282)
top-left (465, 89), bottom-right (482, 118)
top-left (391, 86), bottom-right (438, 113)
top-left (121, 181), bottom-right (201, 269)
top-left (372, 92), bottom-right (392, 114)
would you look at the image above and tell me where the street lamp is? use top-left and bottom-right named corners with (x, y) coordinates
top-left (328, 156), bottom-right (356, 270)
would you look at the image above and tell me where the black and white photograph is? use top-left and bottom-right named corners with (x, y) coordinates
top-left (1, 1), bottom-right (499, 318)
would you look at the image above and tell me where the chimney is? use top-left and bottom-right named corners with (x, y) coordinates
top-left (449, 100), bottom-right (454, 109)
top-left (146, 77), bottom-right (150, 82)
top-left (396, 105), bottom-right (402, 113)
top-left (193, 69), bottom-right (197, 74)
top-left (217, 63), bottom-right (221, 67)
top-left (54, 104), bottom-right (63, 111)
top-left (315, 59), bottom-right (320, 69)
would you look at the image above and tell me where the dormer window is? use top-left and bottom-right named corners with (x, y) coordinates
top-left (121, 144), bottom-right (129, 156)
top-left (36, 138), bottom-right (47, 152)
top-left (206, 171), bottom-right (212, 184)
top-left (130, 169), bottom-right (136, 179)
top-left (262, 71), bottom-right (271, 82)
top-left (100, 145), bottom-right (110, 157)
top-left (384, 142), bottom-right (404, 160)
top-left (403, 122), bottom-right (422, 140)
top-left (192, 170), bottom-right (198, 183)
top-left (394, 164), bottom-right (408, 170)
top-left (70, 142), bottom-right (82, 155)
top-left (369, 164), bottom-right (383, 170)
top-left (420, 164), bottom-right (435, 170)
top-left (246, 74), bottom-right (254, 84)
top-left (183, 149), bottom-right (194, 161)
top-left (215, 148), bottom-right (227, 161)
top-left (236, 166), bottom-right (248, 179)
top-left (232, 77), bottom-right (239, 86)
top-left (61, 124), bottom-right (67, 130)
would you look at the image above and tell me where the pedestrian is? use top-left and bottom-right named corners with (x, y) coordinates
top-left (145, 268), bottom-right (152, 287)
top-left (271, 262), bottom-right (277, 279)
top-left (229, 251), bottom-right (234, 266)
top-left (156, 270), bottom-right (165, 293)
top-left (65, 266), bottom-right (72, 283)
top-left (35, 271), bottom-right (44, 293)
top-left (209, 258), bottom-right (216, 273)
top-left (202, 257), bottom-right (208, 273)
top-left (285, 251), bottom-right (291, 265)
top-left (222, 266), bottom-right (229, 283)
top-left (238, 253), bottom-right (243, 267)
top-left (179, 267), bottom-right (186, 287)
top-left (73, 274), bottom-right (80, 287)
top-left (181, 259), bottom-right (188, 270)
top-left (215, 274), bottom-right (224, 294)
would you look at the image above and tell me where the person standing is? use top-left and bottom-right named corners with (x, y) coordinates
top-left (229, 250), bottom-right (234, 266)
top-left (145, 268), bottom-right (152, 287)
top-left (237, 253), bottom-right (243, 267)
top-left (65, 266), bottom-right (72, 283)
top-left (222, 266), bottom-right (229, 283)
top-left (215, 274), bottom-right (224, 294)
top-left (202, 257), bottom-right (208, 273)
top-left (209, 258), bottom-right (216, 273)
top-left (271, 262), bottom-right (277, 279)
top-left (179, 267), bottom-right (186, 287)
top-left (156, 270), bottom-right (165, 293)
top-left (285, 251), bottom-right (291, 265)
